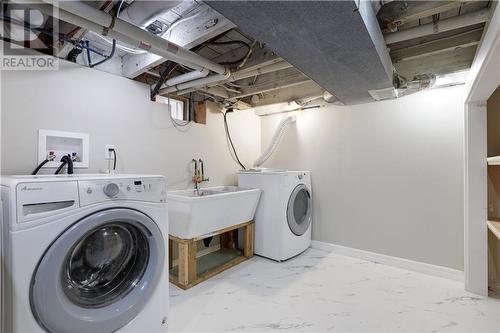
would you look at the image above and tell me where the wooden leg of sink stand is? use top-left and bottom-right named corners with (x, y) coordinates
top-left (178, 240), bottom-right (197, 287)
top-left (243, 223), bottom-right (254, 258)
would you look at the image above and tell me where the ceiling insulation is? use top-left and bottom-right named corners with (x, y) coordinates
top-left (206, 0), bottom-right (394, 105)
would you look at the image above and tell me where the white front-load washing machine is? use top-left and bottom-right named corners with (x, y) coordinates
top-left (1, 174), bottom-right (169, 333)
top-left (238, 170), bottom-right (312, 261)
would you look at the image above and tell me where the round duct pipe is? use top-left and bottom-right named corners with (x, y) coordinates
top-left (254, 115), bottom-right (296, 167)
top-left (165, 69), bottom-right (209, 87)
top-left (118, 1), bottom-right (183, 28)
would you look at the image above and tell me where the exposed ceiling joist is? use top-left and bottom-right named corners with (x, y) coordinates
top-left (200, 86), bottom-right (229, 98)
top-left (230, 74), bottom-right (312, 100)
top-left (384, 8), bottom-right (490, 44)
top-left (394, 41), bottom-right (479, 63)
top-left (390, 27), bottom-right (484, 62)
top-left (384, 1), bottom-right (466, 30)
top-left (250, 81), bottom-right (324, 107)
top-left (394, 44), bottom-right (477, 79)
top-left (121, 6), bottom-right (235, 78)
top-left (146, 70), bottom-right (161, 78)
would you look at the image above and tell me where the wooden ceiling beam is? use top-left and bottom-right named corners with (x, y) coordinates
top-left (394, 44), bottom-right (477, 79)
top-left (384, 9), bottom-right (489, 44)
top-left (385, 1), bottom-right (466, 31)
top-left (390, 27), bottom-right (484, 62)
top-left (229, 74), bottom-right (312, 100)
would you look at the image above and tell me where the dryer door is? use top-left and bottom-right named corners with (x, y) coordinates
top-left (287, 184), bottom-right (312, 236)
top-left (30, 208), bottom-right (165, 333)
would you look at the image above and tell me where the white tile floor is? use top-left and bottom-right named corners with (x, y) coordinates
top-left (169, 248), bottom-right (500, 332)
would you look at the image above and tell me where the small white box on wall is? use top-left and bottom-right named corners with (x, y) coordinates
top-left (38, 129), bottom-right (89, 168)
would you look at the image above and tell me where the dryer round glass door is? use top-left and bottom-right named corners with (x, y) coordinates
top-left (287, 184), bottom-right (312, 236)
top-left (30, 208), bottom-right (165, 333)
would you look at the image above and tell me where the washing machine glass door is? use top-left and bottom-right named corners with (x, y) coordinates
top-left (287, 184), bottom-right (312, 236)
top-left (30, 208), bottom-right (165, 333)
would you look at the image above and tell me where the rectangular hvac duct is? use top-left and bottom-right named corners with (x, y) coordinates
top-left (207, 0), bottom-right (394, 104)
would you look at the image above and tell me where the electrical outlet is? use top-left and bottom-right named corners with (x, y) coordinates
top-left (105, 144), bottom-right (116, 160)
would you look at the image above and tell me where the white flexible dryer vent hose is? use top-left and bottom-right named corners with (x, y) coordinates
top-left (254, 115), bottom-right (296, 167)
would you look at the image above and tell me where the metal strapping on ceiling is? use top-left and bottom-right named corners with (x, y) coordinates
top-left (206, 0), bottom-right (394, 105)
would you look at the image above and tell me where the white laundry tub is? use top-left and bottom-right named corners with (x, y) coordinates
top-left (167, 186), bottom-right (261, 239)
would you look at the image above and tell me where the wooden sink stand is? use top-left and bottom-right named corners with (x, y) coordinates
top-left (169, 221), bottom-right (254, 290)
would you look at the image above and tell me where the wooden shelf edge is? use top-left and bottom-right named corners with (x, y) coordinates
top-left (487, 220), bottom-right (500, 240)
top-left (487, 156), bottom-right (500, 165)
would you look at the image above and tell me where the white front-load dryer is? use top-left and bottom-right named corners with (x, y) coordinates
top-left (238, 170), bottom-right (312, 261)
top-left (1, 174), bottom-right (169, 333)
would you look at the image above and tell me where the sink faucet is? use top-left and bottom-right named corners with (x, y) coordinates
top-left (199, 158), bottom-right (209, 183)
top-left (192, 158), bottom-right (209, 190)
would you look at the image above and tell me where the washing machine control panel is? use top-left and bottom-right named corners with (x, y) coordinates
top-left (79, 177), bottom-right (167, 206)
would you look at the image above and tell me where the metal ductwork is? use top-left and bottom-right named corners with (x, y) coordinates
top-left (118, 0), bottom-right (183, 29)
top-left (207, 0), bottom-right (394, 105)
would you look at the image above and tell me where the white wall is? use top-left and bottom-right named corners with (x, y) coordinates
top-left (261, 86), bottom-right (465, 270)
top-left (1, 61), bottom-right (261, 190)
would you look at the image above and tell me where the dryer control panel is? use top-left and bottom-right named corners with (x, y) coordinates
top-left (78, 177), bottom-right (166, 206)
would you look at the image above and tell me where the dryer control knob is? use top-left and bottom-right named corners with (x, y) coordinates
top-left (103, 182), bottom-right (119, 197)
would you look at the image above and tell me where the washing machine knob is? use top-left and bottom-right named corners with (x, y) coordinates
top-left (103, 182), bottom-right (119, 197)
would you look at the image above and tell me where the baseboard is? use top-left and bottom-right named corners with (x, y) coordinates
top-left (311, 240), bottom-right (464, 282)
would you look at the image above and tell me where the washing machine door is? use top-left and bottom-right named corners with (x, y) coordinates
top-left (287, 184), bottom-right (312, 236)
top-left (30, 208), bottom-right (165, 333)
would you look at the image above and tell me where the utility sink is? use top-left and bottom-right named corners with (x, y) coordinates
top-left (167, 186), bottom-right (261, 239)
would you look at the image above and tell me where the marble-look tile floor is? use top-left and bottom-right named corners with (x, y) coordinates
top-left (169, 248), bottom-right (500, 332)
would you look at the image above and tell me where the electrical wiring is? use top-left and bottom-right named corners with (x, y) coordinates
top-left (225, 82), bottom-right (242, 88)
top-left (209, 40), bottom-right (251, 49)
top-left (237, 40), bottom-right (256, 69)
top-left (164, 8), bottom-right (204, 40)
top-left (85, 38), bottom-right (116, 68)
top-left (221, 85), bottom-right (241, 94)
top-left (209, 40), bottom-right (252, 66)
top-left (223, 110), bottom-right (246, 170)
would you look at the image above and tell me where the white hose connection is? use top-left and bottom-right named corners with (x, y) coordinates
top-left (254, 115), bottom-right (296, 167)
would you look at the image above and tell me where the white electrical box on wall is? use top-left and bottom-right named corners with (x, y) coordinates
top-left (38, 129), bottom-right (89, 169)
